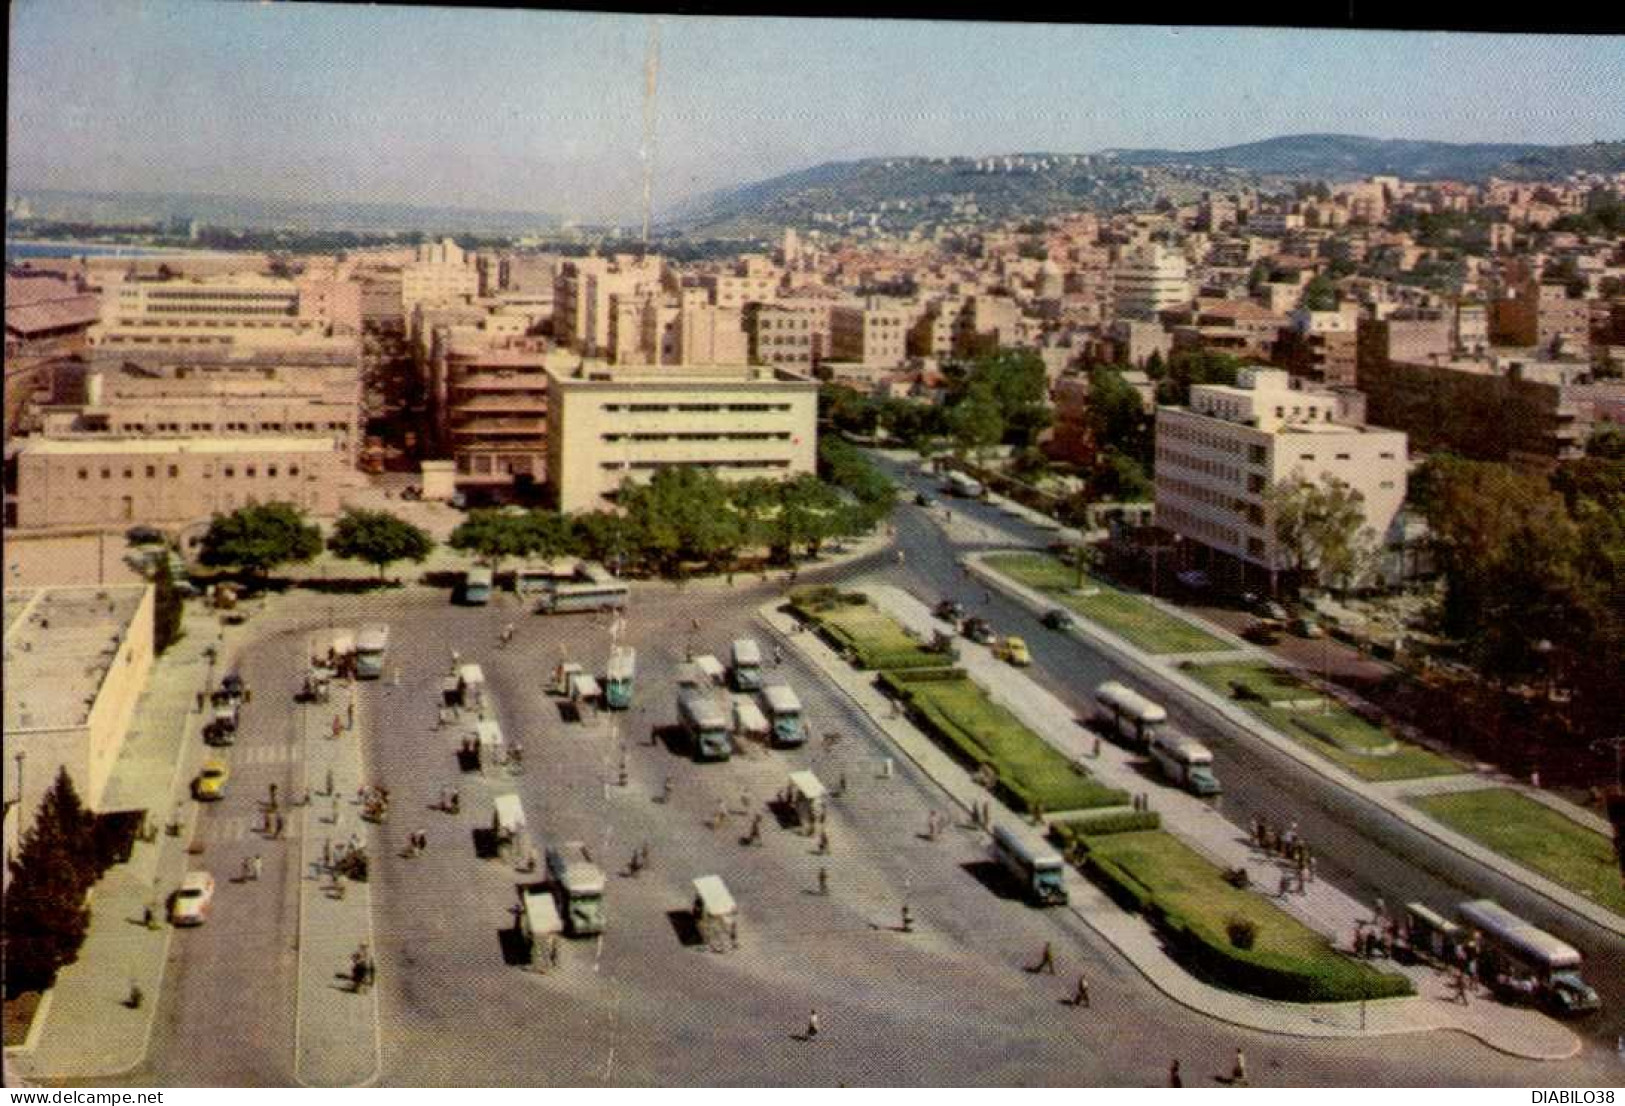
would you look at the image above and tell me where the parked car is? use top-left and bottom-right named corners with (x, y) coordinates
top-left (125, 525), bottom-right (165, 545)
top-left (193, 760), bottom-right (230, 801)
top-left (962, 617), bottom-right (997, 645)
top-left (1244, 621), bottom-right (1282, 645)
top-left (933, 599), bottom-right (967, 624)
top-left (1040, 608), bottom-right (1075, 631)
top-left (1259, 600), bottom-right (1291, 622)
top-left (994, 636), bottom-right (1033, 666)
top-left (169, 871), bottom-right (216, 926)
top-left (914, 492), bottom-right (934, 507)
top-left (1289, 616), bottom-right (1324, 639)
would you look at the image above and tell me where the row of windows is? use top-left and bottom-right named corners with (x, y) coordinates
top-left (1157, 503), bottom-right (1242, 550)
top-left (76, 462), bottom-right (307, 480)
top-left (108, 421), bottom-right (346, 434)
top-left (601, 431), bottom-right (791, 443)
top-left (601, 459), bottom-right (791, 472)
top-left (1159, 476), bottom-right (1249, 514)
top-left (1155, 446), bottom-right (1242, 486)
top-left (601, 402), bottom-right (793, 414)
top-left (1157, 420), bottom-right (1248, 458)
top-left (146, 290), bottom-right (295, 302)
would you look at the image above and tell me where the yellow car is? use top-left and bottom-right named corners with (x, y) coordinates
top-left (193, 760), bottom-right (229, 801)
top-left (996, 636), bottom-right (1032, 667)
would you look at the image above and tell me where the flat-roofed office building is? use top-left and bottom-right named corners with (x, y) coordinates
top-left (13, 435), bottom-right (346, 530)
top-left (3, 584), bottom-right (154, 879)
top-left (1154, 367), bottom-right (1407, 585)
top-left (545, 364), bottom-right (818, 513)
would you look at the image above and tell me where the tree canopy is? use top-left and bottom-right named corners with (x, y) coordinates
top-left (4, 769), bottom-right (98, 997)
top-left (1268, 473), bottom-right (1375, 593)
top-left (326, 508), bottom-right (435, 581)
top-left (198, 501), bottom-right (323, 578)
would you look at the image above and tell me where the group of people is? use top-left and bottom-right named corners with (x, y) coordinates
top-left (1250, 816), bottom-right (1316, 894)
top-left (359, 783), bottom-right (391, 822)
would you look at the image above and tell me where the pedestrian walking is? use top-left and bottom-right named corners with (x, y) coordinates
top-left (268, 782), bottom-right (279, 809)
top-left (817, 866), bottom-right (829, 895)
top-left (1072, 975), bottom-right (1091, 1008)
top-left (1169, 1059), bottom-right (1183, 1088)
top-left (1277, 872), bottom-right (1292, 898)
top-left (817, 829), bottom-right (830, 854)
top-left (729, 918), bottom-right (740, 949)
top-left (1232, 1048), bottom-right (1249, 1086)
top-left (332, 715), bottom-right (343, 740)
top-left (900, 903), bottom-right (914, 932)
top-left (242, 856), bottom-right (254, 881)
top-left (196, 691), bottom-right (205, 712)
top-left (548, 936), bottom-right (561, 969)
top-left (773, 646), bottom-right (783, 667)
top-left (142, 902), bottom-right (157, 929)
top-left (252, 854), bottom-right (263, 880)
top-left (1092, 737), bottom-right (1101, 759)
top-left (661, 777), bottom-right (673, 803)
top-left (347, 702), bottom-right (355, 730)
top-left (807, 1009), bottom-right (820, 1039)
top-left (1033, 941), bottom-right (1057, 974)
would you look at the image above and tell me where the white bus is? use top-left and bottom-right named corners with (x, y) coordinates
top-left (355, 624), bottom-right (390, 679)
top-left (604, 646), bottom-right (636, 710)
top-left (1457, 899), bottom-right (1601, 1015)
top-left (730, 638), bottom-right (764, 691)
top-left (1149, 733), bottom-right (1221, 796)
top-left (1094, 681), bottom-right (1167, 748)
top-left (990, 823), bottom-right (1068, 906)
top-left (536, 563), bottom-right (628, 614)
top-left (760, 683), bottom-right (807, 747)
top-left (944, 471), bottom-right (985, 498)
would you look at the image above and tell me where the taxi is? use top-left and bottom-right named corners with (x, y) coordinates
top-left (193, 760), bottom-right (230, 801)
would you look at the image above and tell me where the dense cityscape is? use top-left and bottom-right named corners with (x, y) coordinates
top-left (4, 6), bottom-right (1624, 1093)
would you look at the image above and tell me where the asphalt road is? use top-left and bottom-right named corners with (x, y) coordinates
top-left (865, 453), bottom-right (1625, 1057)
top-left (97, 503), bottom-right (1624, 1086)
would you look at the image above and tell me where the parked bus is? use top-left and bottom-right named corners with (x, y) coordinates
top-left (515, 568), bottom-right (553, 598)
top-left (677, 686), bottom-right (732, 761)
top-left (604, 646), bottom-right (636, 710)
top-left (760, 683), bottom-right (808, 747)
top-left (355, 624), bottom-right (389, 679)
top-left (1149, 733), bottom-right (1221, 796)
top-left (990, 823), bottom-right (1068, 906)
top-left (730, 638), bottom-right (764, 691)
top-left (1094, 681), bottom-right (1167, 748)
top-left (1456, 899), bottom-right (1601, 1015)
top-left (944, 471), bottom-right (985, 498)
top-left (536, 563), bottom-right (628, 614)
top-left (545, 841), bottom-right (607, 936)
top-left (461, 567), bottom-right (494, 605)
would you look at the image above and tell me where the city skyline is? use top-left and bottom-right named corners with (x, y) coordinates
top-left (8, 2), bottom-right (1625, 223)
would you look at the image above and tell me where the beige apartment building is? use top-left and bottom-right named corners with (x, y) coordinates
top-left (545, 364), bottom-right (818, 512)
top-left (1114, 243), bottom-right (1191, 321)
top-left (3, 584), bottom-right (154, 879)
top-left (552, 255), bottom-right (665, 357)
top-left (13, 435), bottom-right (347, 530)
top-left (34, 346), bottom-right (363, 463)
top-left (435, 343), bottom-right (552, 491)
top-left (745, 302), bottom-right (827, 369)
top-left (1273, 305), bottom-right (1360, 387)
top-left (830, 300), bottom-right (912, 367)
top-left (1154, 368), bottom-right (1407, 585)
top-left (91, 271), bottom-right (342, 350)
top-left (399, 238), bottom-right (479, 316)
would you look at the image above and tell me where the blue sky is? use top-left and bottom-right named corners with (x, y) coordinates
top-left (8, 2), bottom-right (1624, 222)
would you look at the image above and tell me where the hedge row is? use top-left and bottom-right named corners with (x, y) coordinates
top-left (1051, 810), bottom-right (1162, 846)
top-left (789, 592), bottom-right (949, 671)
top-left (1079, 834), bottom-right (1413, 1004)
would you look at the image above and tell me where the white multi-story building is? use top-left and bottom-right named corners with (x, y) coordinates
top-left (1113, 243), bottom-right (1190, 321)
top-left (545, 364), bottom-right (818, 513)
top-left (400, 238), bottom-right (479, 316)
top-left (1153, 368), bottom-right (1407, 585)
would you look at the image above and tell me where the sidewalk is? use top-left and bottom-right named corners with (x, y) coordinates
top-left (293, 673), bottom-right (382, 1087)
top-left (962, 551), bottom-right (1625, 939)
top-left (6, 607), bottom-right (254, 1080)
top-left (758, 596), bottom-right (1580, 1061)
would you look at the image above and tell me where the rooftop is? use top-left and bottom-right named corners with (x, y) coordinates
top-left (4, 585), bottom-right (149, 732)
top-left (18, 435), bottom-right (342, 456)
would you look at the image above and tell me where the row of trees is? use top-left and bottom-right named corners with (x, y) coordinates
top-left (198, 502), bottom-right (435, 582)
top-left (449, 441), bottom-right (893, 577)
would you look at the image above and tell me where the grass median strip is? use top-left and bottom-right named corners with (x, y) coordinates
top-left (1186, 661), bottom-right (1461, 782)
top-left (1077, 828), bottom-right (1413, 1002)
top-left (1411, 788), bottom-right (1625, 917)
top-left (789, 586), bottom-right (948, 670)
top-left (881, 668), bottom-right (1127, 814)
top-left (984, 552), bottom-right (1230, 655)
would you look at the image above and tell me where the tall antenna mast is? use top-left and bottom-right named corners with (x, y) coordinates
top-left (640, 17), bottom-right (661, 249)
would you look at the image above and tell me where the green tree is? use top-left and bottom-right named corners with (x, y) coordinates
top-left (1302, 272), bottom-right (1338, 311)
top-left (198, 501), bottom-right (323, 580)
top-left (1268, 474), bottom-right (1375, 593)
top-left (1156, 349), bottom-right (1243, 406)
top-left (3, 769), bottom-right (97, 997)
top-left (727, 478), bottom-right (781, 553)
top-left (770, 473), bottom-right (841, 561)
top-left (1583, 423), bottom-right (1625, 461)
top-left (449, 509), bottom-right (539, 570)
top-left (152, 556), bottom-right (184, 655)
top-left (949, 350), bottom-right (1051, 448)
top-left (1088, 448), bottom-right (1153, 503)
top-left (1086, 366), bottom-right (1152, 465)
top-left (619, 467), bottom-right (742, 574)
top-left (949, 386), bottom-right (1004, 464)
top-left (570, 510), bottom-right (642, 574)
top-left (326, 508), bottom-right (435, 582)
